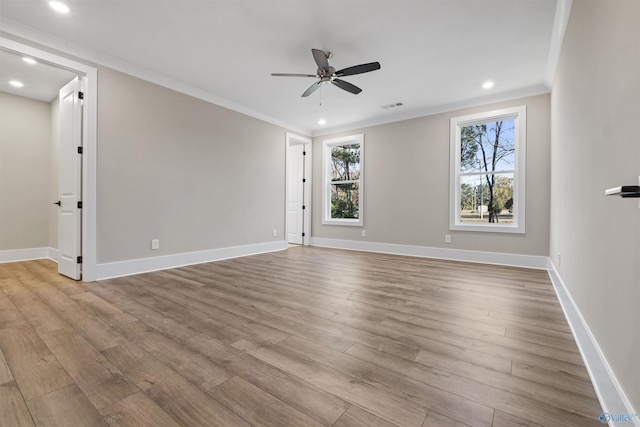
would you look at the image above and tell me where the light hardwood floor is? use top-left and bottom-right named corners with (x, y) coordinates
top-left (0, 246), bottom-right (603, 426)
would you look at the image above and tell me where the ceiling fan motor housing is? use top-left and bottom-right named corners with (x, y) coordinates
top-left (319, 66), bottom-right (337, 80)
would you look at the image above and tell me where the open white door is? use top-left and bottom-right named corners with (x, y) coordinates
top-left (286, 133), bottom-right (312, 245)
top-left (287, 143), bottom-right (305, 244)
top-left (57, 77), bottom-right (83, 280)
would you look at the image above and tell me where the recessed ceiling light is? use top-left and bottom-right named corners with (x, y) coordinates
top-left (22, 57), bottom-right (37, 65)
top-left (482, 81), bottom-right (495, 89)
top-left (318, 119), bottom-right (327, 125)
top-left (49, 1), bottom-right (70, 13)
top-left (9, 80), bottom-right (24, 88)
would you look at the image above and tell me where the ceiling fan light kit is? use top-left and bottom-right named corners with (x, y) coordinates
top-left (272, 48), bottom-right (381, 97)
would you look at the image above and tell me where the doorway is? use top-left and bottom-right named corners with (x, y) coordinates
top-left (0, 37), bottom-right (98, 281)
top-left (286, 133), bottom-right (312, 245)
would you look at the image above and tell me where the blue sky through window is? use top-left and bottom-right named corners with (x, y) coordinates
top-left (460, 119), bottom-right (515, 173)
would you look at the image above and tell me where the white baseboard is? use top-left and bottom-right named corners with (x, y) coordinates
top-left (547, 261), bottom-right (639, 427)
top-left (95, 241), bottom-right (288, 280)
top-left (47, 247), bottom-right (59, 262)
top-left (308, 237), bottom-right (548, 269)
top-left (0, 247), bottom-right (59, 263)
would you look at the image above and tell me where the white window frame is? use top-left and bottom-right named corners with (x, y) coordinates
top-left (449, 106), bottom-right (526, 233)
top-left (322, 134), bottom-right (364, 226)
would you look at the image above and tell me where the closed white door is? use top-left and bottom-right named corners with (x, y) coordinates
top-left (287, 143), bottom-right (305, 244)
top-left (57, 77), bottom-right (83, 280)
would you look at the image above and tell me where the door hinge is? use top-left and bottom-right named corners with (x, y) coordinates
top-left (77, 256), bottom-right (83, 264)
top-left (77, 146), bottom-right (83, 154)
top-left (77, 201), bottom-right (83, 209)
top-left (78, 91), bottom-right (84, 100)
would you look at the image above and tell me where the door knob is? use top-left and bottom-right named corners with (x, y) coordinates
top-left (54, 201), bottom-right (61, 206)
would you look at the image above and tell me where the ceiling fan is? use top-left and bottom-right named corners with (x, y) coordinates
top-left (271, 49), bottom-right (381, 97)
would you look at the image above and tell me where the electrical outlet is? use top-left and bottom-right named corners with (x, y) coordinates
top-left (361, 229), bottom-right (366, 238)
top-left (444, 234), bottom-right (452, 243)
top-left (151, 239), bottom-right (159, 250)
top-left (272, 229), bottom-right (277, 237)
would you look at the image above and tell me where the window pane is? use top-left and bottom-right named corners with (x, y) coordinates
top-left (460, 119), bottom-right (515, 173)
top-left (331, 144), bottom-right (361, 181)
top-left (459, 173), bottom-right (514, 224)
top-left (331, 183), bottom-right (359, 219)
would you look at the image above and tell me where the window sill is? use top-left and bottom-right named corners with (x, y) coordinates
top-left (322, 218), bottom-right (363, 227)
top-left (450, 223), bottom-right (525, 234)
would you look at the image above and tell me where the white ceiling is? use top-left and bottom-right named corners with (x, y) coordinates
top-left (0, 0), bottom-right (564, 135)
top-left (0, 48), bottom-right (78, 102)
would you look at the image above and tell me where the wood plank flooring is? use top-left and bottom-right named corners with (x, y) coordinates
top-left (0, 246), bottom-right (603, 426)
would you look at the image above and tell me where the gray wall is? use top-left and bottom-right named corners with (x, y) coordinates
top-left (312, 94), bottom-right (550, 257)
top-left (0, 92), bottom-right (52, 250)
top-left (550, 0), bottom-right (639, 410)
top-left (96, 68), bottom-right (287, 263)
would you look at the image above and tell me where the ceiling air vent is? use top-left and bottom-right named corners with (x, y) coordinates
top-left (381, 102), bottom-right (404, 110)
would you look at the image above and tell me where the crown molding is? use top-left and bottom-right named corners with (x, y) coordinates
top-left (544, 0), bottom-right (573, 89)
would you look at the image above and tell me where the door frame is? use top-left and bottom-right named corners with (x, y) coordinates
top-left (1, 37), bottom-right (98, 281)
top-left (285, 132), bottom-right (312, 246)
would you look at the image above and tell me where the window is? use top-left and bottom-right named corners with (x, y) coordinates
top-left (450, 106), bottom-right (526, 233)
top-left (322, 134), bottom-right (364, 226)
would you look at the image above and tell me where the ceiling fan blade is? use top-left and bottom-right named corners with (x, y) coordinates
top-left (301, 81), bottom-right (322, 97)
top-left (335, 61), bottom-right (381, 77)
top-left (271, 73), bottom-right (317, 77)
top-left (332, 79), bottom-right (362, 95)
top-left (312, 49), bottom-right (330, 72)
